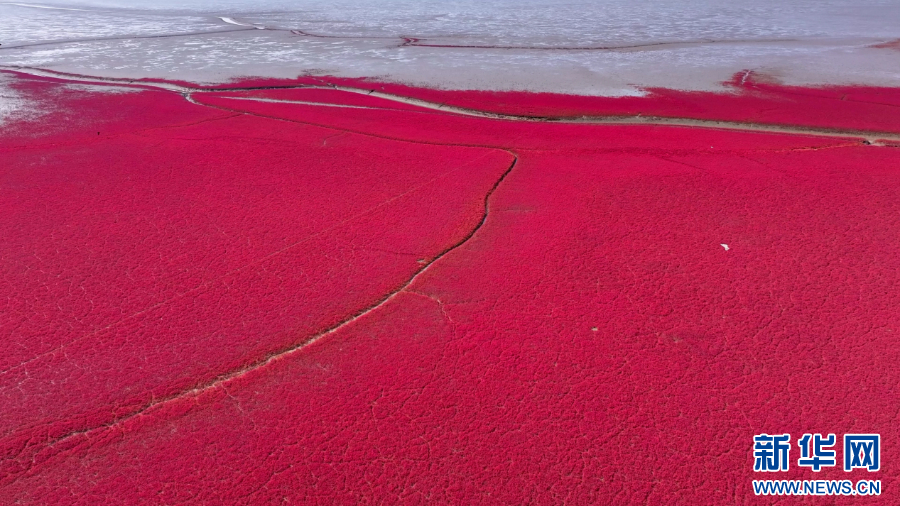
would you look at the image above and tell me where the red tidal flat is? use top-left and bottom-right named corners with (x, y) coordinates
top-left (1, 71), bottom-right (899, 504)
top-left (211, 88), bottom-right (435, 113)
top-left (314, 71), bottom-right (900, 134)
top-left (0, 73), bottom-right (513, 482)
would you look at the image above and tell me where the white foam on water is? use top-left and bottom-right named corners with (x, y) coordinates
top-left (217, 16), bottom-right (263, 29)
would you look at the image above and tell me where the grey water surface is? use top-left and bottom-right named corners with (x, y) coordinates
top-left (0, 0), bottom-right (898, 102)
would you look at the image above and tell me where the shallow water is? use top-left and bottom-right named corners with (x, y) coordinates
top-left (0, 0), bottom-right (899, 94)
top-left (0, 73), bottom-right (28, 124)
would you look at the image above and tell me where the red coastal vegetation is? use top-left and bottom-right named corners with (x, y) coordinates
top-left (2, 70), bottom-right (899, 504)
